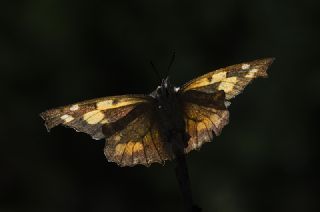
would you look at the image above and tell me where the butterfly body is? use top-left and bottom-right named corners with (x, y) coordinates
top-left (151, 77), bottom-right (189, 151)
top-left (41, 58), bottom-right (274, 167)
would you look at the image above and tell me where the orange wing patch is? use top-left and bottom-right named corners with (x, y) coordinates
top-left (103, 105), bottom-right (174, 167)
top-left (183, 102), bottom-right (229, 153)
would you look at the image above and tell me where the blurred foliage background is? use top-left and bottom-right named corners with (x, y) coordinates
top-left (1, 0), bottom-right (319, 212)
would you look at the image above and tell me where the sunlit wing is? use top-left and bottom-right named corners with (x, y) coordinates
top-left (103, 104), bottom-right (174, 167)
top-left (40, 95), bottom-right (174, 167)
top-left (179, 58), bottom-right (274, 153)
top-left (180, 58), bottom-right (274, 100)
top-left (40, 95), bottom-right (148, 140)
top-left (179, 90), bottom-right (229, 153)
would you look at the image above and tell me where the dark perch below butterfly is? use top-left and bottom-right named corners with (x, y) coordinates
top-left (175, 154), bottom-right (202, 212)
top-left (173, 143), bottom-right (202, 212)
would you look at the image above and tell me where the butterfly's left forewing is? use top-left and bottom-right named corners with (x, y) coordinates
top-left (40, 95), bottom-right (174, 166)
top-left (40, 95), bottom-right (148, 140)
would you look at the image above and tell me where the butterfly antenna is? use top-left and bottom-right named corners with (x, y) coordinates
top-left (166, 50), bottom-right (176, 76)
top-left (150, 61), bottom-right (162, 83)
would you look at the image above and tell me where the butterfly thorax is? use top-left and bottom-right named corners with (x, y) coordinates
top-left (151, 77), bottom-right (188, 148)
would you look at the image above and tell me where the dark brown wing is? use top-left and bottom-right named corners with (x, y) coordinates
top-left (40, 95), bottom-right (174, 167)
top-left (179, 58), bottom-right (274, 153)
top-left (103, 104), bottom-right (174, 167)
top-left (40, 95), bottom-right (148, 140)
top-left (179, 90), bottom-right (229, 153)
top-left (180, 58), bottom-right (274, 100)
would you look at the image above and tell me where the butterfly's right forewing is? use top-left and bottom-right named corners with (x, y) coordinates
top-left (179, 58), bottom-right (274, 153)
top-left (181, 58), bottom-right (274, 100)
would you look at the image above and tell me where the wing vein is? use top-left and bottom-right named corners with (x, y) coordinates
top-left (142, 137), bottom-right (149, 165)
top-left (120, 143), bottom-right (127, 166)
top-left (132, 142), bottom-right (135, 165)
top-left (150, 123), bottom-right (162, 162)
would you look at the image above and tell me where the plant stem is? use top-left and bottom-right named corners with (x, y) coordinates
top-left (173, 144), bottom-right (202, 212)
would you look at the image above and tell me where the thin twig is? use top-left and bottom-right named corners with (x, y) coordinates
top-left (172, 136), bottom-right (202, 212)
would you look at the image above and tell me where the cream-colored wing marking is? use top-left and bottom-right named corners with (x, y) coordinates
top-left (40, 95), bottom-right (149, 140)
top-left (103, 104), bottom-right (174, 167)
top-left (184, 103), bottom-right (229, 153)
top-left (180, 58), bottom-right (274, 100)
top-left (179, 90), bottom-right (229, 153)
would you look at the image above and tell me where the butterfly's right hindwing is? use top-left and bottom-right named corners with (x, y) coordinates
top-left (179, 90), bottom-right (229, 153)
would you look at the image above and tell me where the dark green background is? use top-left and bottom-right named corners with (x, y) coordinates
top-left (1, 0), bottom-right (319, 212)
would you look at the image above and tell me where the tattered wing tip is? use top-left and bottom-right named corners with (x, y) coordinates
top-left (265, 58), bottom-right (275, 76)
top-left (105, 157), bottom-right (163, 168)
top-left (254, 57), bottom-right (275, 65)
top-left (39, 111), bottom-right (51, 132)
top-left (264, 57), bottom-right (275, 66)
top-left (184, 110), bottom-right (230, 154)
top-left (266, 57), bottom-right (275, 64)
top-left (106, 155), bottom-right (170, 168)
top-left (215, 111), bottom-right (230, 136)
top-left (104, 145), bottom-right (171, 168)
top-left (251, 57), bottom-right (275, 78)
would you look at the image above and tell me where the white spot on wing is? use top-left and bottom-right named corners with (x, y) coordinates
top-left (60, 114), bottom-right (74, 122)
top-left (210, 72), bottom-right (227, 83)
top-left (100, 119), bottom-right (109, 124)
top-left (245, 68), bottom-right (258, 78)
top-left (96, 100), bottom-right (113, 110)
top-left (61, 114), bottom-right (69, 119)
top-left (224, 101), bottom-right (231, 107)
top-left (83, 110), bottom-right (105, 124)
top-left (217, 76), bottom-right (237, 93)
top-left (133, 157), bottom-right (139, 164)
top-left (70, 104), bottom-right (79, 111)
top-left (242, 64), bottom-right (250, 70)
top-left (114, 135), bottom-right (121, 141)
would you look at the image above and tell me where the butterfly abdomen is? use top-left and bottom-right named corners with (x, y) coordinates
top-left (152, 78), bottom-right (188, 149)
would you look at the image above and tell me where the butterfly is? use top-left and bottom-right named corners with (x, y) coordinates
top-left (40, 58), bottom-right (274, 167)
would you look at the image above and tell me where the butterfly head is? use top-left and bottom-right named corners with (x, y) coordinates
top-left (149, 76), bottom-right (174, 99)
top-left (162, 76), bottom-right (171, 88)
top-left (158, 76), bottom-right (174, 97)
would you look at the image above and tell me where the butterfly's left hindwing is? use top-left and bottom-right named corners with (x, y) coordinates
top-left (103, 104), bottom-right (174, 167)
